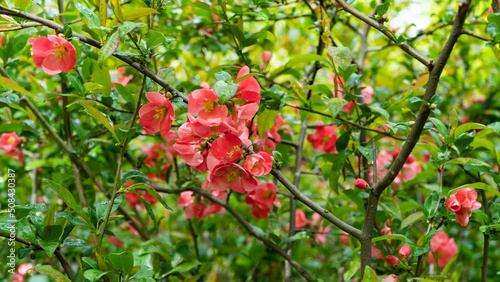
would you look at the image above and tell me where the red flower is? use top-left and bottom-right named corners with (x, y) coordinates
top-left (139, 92), bottom-right (176, 138)
top-left (262, 51), bottom-right (273, 64)
top-left (398, 245), bottom-right (411, 259)
top-left (235, 66), bottom-right (261, 103)
top-left (107, 235), bottom-right (123, 248)
top-left (382, 274), bottom-right (399, 282)
top-left (0, 132), bottom-right (23, 163)
top-left (28, 35), bottom-right (76, 74)
top-left (207, 134), bottom-right (243, 170)
top-left (386, 255), bottom-right (400, 267)
top-left (354, 179), bottom-right (369, 189)
top-left (243, 152), bottom-right (273, 176)
top-left (295, 209), bottom-right (308, 229)
top-left (446, 188), bottom-right (481, 226)
top-left (208, 163), bottom-right (258, 193)
top-left (429, 231), bottom-right (458, 267)
top-left (307, 122), bottom-right (337, 153)
top-left (188, 89), bottom-right (228, 127)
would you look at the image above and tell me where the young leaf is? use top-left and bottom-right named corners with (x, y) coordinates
top-left (122, 8), bottom-right (159, 21)
top-left (98, 31), bottom-right (120, 64)
top-left (79, 102), bottom-right (119, 141)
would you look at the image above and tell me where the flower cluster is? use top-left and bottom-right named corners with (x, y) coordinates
top-left (244, 182), bottom-right (280, 219)
top-left (0, 132), bottom-right (23, 163)
top-left (372, 149), bottom-right (421, 185)
top-left (446, 188), bottom-right (481, 226)
top-left (307, 121), bottom-right (338, 153)
top-left (429, 231), bottom-right (458, 267)
top-left (138, 66), bottom-right (278, 219)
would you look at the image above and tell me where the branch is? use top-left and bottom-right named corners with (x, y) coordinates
top-left (334, 0), bottom-right (433, 67)
top-left (461, 29), bottom-right (493, 42)
top-left (270, 168), bottom-right (362, 240)
top-left (359, 0), bottom-right (471, 277)
top-left (0, 232), bottom-right (75, 281)
top-left (0, 5), bottom-right (189, 103)
top-left (155, 186), bottom-right (314, 282)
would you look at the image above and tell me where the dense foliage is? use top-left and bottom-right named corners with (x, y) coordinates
top-left (1, 0), bottom-right (500, 281)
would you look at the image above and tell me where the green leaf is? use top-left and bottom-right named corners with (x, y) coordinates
top-left (122, 8), bottom-right (159, 21)
top-left (43, 179), bottom-right (93, 229)
top-left (133, 191), bottom-right (158, 232)
top-left (5, 33), bottom-right (30, 61)
top-left (450, 109), bottom-right (458, 135)
top-left (165, 260), bottom-right (201, 276)
top-left (79, 102), bottom-right (119, 141)
top-left (40, 225), bottom-right (62, 257)
top-left (108, 250), bottom-right (134, 276)
top-left (33, 265), bottom-right (71, 282)
top-left (257, 109), bottom-right (279, 137)
top-left (118, 21), bottom-right (147, 39)
top-left (372, 234), bottom-right (407, 243)
top-left (285, 54), bottom-right (331, 68)
top-left (84, 269), bottom-right (110, 282)
top-left (380, 198), bottom-right (401, 219)
top-left (441, 251), bottom-right (460, 276)
top-left (454, 123), bottom-right (488, 138)
top-left (280, 231), bottom-right (314, 245)
top-left (158, 67), bottom-right (175, 84)
top-left (343, 254), bottom-right (360, 281)
top-left (74, 1), bottom-right (100, 27)
top-left (99, 0), bottom-right (107, 26)
top-left (213, 80), bottom-right (239, 104)
top-left (429, 117), bottom-right (448, 137)
top-left (376, 2), bottom-right (390, 17)
top-left (63, 238), bottom-right (88, 247)
top-left (0, 76), bottom-right (39, 101)
top-left (322, 96), bottom-right (347, 118)
top-left (327, 46), bottom-right (352, 70)
top-left (449, 183), bottom-right (500, 199)
top-left (362, 266), bottom-right (378, 282)
top-left (290, 79), bottom-right (307, 101)
top-left (120, 169), bottom-right (150, 184)
top-left (444, 158), bottom-right (491, 167)
top-left (91, 61), bottom-right (112, 96)
top-left (401, 211), bottom-right (425, 229)
top-left (98, 31), bottom-right (121, 64)
top-left (124, 183), bottom-right (172, 210)
top-left (357, 144), bottom-right (374, 163)
top-left (115, 83), bottom-right (134, 105)
top-left (68, 74), bottom-right (85, 95)
top-left (328, 150), bottom-right (351, 194)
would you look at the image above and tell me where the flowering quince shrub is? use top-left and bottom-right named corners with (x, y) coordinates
top-left (2, 1), bottom-right (500, 282)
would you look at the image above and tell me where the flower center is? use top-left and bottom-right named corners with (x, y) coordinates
top-left (226, 169), bottom-right (239, 182)
top-left (54, 44), bottom-right (68, 59)
top-left (153, 106), bottom-right (168, 120)
top-left (322, 135), bottom-right (329, 144)
top-left (226, 145), bottom-right (241, 158)
top-left (7, 136), bottom-right (16, 144)
top-left (203, 100), bottom-right (216, 112)
top-left (264, 189), bottom-right (273, 198)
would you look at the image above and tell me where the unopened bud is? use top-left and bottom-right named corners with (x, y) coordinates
top-left (354, 179), bottom-right (369, 189)
top-left (398, 245), bottom-right (412, 259)
top-left (386, 255), bottom-right (400, 267)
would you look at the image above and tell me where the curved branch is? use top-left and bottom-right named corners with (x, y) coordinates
top-left (270, 168), bottom-right (363, 240)
top-left (334, 0), bottom-right (432, 67)
top-left (359, 0), bottom-right (471, 277)
top-left (155, 186), bottom-right (314, 282)
top-left (0, 232), bottom-right (75, 281)
top-left (0, 5), bottom-right (189, 103)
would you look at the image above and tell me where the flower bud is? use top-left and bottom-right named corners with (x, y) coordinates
top-left (262, 51), bottom-right (273, 64)
top-left (354, 179), bottom-right (369, 189)
top-left (386, 255), bottom-right (400, 267)
top-left (398, 245), bottom-right (411, 259)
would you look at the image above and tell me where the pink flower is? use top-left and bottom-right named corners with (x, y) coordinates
top-left (354, 179), bottom-right (369, 189)
top-left (262, 51), bottom-right (273, 64)
top-left (361, 85), bottom-right (374, 104)
top-left (243, 152), bottom-right (273, 176)
top-left (429, 231), bottom-right (458, 267)
top-left (235, 66), bottom-right (261, 103)
top-left (340, 231), bottom-right (349, 244)
top-left (208, 163), bottom-right (258, 193)
top-left (112, 74), bottom-right (133, 88)
top-left (0, 132), bottom-right (23, 163)
top-left (207, 134), bottom-right (243, 169)
top-left (295, 209), bottom-right (309, 229)
top-left (254, 182), bottom-right (278, 206)
top-left (307, 122), bottom-right (337, 153)
top-left (12, 263), bottom-right (33, 282)
top-left (386, 255), bottom-right (400, 267)
top-left (382, 274), bottom-right (399, 282)
top-left (314, 224), bottom-right (331, 244)
top-left (398, 245), bottom-right (411, 259)
top-left (139, 92), bottom-right (176, 138)
top-left (446, 188), bottom-right (482, 226)
top-left (107, 235), bottom-right (124, 247)
top-left (28, 35), bottom-right (76, 74)
top-left (177, 190), bottom-right (226, 220)
top-left (188, 89), bottom-right (228, 126)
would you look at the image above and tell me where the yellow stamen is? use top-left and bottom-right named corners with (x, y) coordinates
top-left (153, 106), bottom-right (167, 120)
top-left (226, 145), bottom-right (241, 158)
top-left (227, 169), bottom-right (239, 182)
top-left (54, 44), bottom-right (68, 59)
top-left (7, 136), bottom-right (16, 144)
top-left (203, 100), bottom-right (216, 111)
